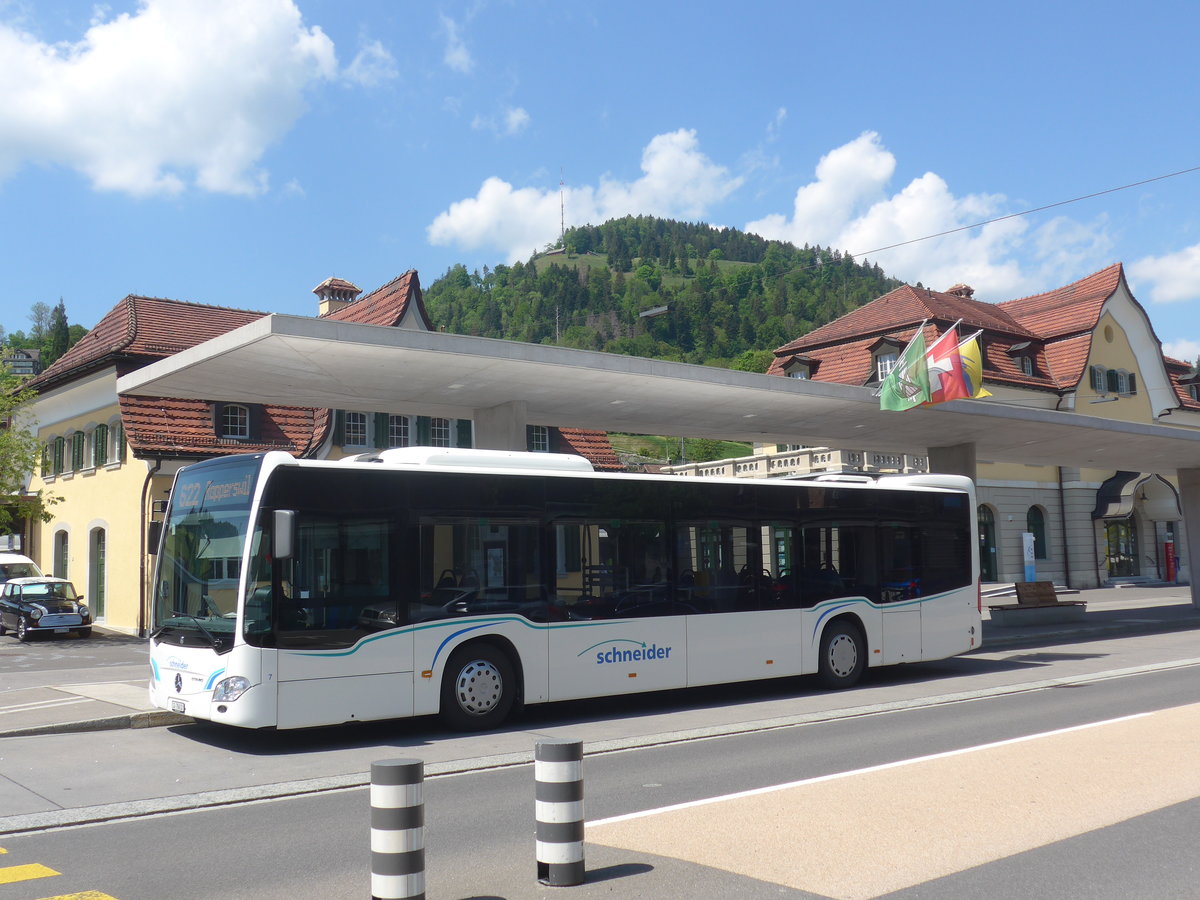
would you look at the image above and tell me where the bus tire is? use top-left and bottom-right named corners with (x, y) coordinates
top-left (817, 620), bottom-right (864, 689)
top-left (439, 643), bottom-right (516, 731)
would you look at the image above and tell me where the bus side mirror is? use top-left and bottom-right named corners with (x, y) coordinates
top-left (273, 510), bottom-right (296, 560)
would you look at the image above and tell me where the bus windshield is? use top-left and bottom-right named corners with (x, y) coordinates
top-left (152, 456), bottom-right (262, 653)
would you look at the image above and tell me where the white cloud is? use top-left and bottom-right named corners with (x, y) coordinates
top-left (471, 106), bottom-right (531, 137)
top-left (1129, 244), bottom-right (1200, 303)
top-left (504, 106), bottom-right (530, 136)
top-left (745, 131), bottom-right (1111, 298)
top-left (440, 14), bottom-right (472, 74)
top-left (0, 0), bottom-right (336, 197)
top-left (343, 39), bottom-right (397, 87)
top-left (428, 129), bottom-right (742, 260)
top-left (1162, 338), bottom-right (1200, 363)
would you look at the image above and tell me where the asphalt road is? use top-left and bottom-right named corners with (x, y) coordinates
top-left (1, 647), bottom-right (1197, 899)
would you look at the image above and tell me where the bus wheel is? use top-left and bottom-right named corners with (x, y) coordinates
top-left (440, 644), bottom-right (516, 731)
top-left (818, 621), bottom-right (864, 689)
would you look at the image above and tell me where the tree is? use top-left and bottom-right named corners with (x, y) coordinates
top-left (28, 302), bottom-right (51, 345)
top-left (47, 299), bottom-right (70, 366)
top-left (0, 366), bottom-right (58, 534)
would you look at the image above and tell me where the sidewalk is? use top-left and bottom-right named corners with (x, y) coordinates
top-left (1, 584), bottom-right (1196, 740)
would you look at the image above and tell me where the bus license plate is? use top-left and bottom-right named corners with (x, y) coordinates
top-left (170, 700), bottom-right (186, 713)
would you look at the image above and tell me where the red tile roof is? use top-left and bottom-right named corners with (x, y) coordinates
top-left (28, 295), bottom-right (267, 392)
top-left (770, 263), bottom-right (1137, 395)
top-left (119, 396), bottom-right (326, 458)
top-left (553, 428), bottom-right (623, 471)
top-left (322, 270), bottom-right (433, 329)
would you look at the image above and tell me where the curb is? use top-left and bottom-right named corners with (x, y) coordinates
top-left (0, 709), bottom-right (191, 739)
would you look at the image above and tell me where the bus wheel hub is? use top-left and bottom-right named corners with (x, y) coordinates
top-left (454, 659), bottom-right (503, 715)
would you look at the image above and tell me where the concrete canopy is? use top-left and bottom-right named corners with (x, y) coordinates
top-left (116, 313), bottom-right (1200, 474)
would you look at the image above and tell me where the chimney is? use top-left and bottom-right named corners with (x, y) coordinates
top-left (313, 277), bottom-right (362, 316)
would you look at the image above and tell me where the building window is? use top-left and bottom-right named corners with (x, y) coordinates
top-left (219, 404), bottom-right (250, 440)
top-left (1191, 385), bottom-right (1200, 402)
top-left (1091, 365), bottom-right (1107, 394)
top-left (92, 424), bottom-right (109, 467)
top-left (528, 425), bottom-right (549, 453)
top-left (53, 436), bottom-right (66, 475)
top-left (1027, 506), bottom-right (1048, 560)
top-left (388, 415), bottom-right (410, 448)
top-left (876, 351), bottom-right (898, 380)
top-left (430, 417), bottom-right (451, 447)
top-left (343, 411), bottom-right (368, 446)
top-left (1018, 355), bottom-right (1034, 376)
top-left (115, 422), bottom-right (126, 463)
top-left (787, 368), bottom-right (809, 380)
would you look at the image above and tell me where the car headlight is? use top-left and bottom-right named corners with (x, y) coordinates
top-left (29, 606), bottom-right (43, 620)
top-left (77, 604), bottom-right (90, 619)
top-left (212, 676), bottom-right (251, 702)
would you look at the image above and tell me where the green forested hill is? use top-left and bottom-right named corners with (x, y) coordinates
top-left (424, 216), bottom-right (903, 372)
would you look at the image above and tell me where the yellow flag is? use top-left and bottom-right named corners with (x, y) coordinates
top-left (957, 333), bottom-right (992, 399)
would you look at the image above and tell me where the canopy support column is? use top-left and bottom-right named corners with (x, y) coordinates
top-left (928, 442), bottom-right (978, 482)
top-left (472, 400), bottom-right (528, 451)
top-left (1179, 467), bottom-right (1200, 609)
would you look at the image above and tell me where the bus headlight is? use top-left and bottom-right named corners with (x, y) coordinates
top-left (212, 676), bottom-right (251, 702)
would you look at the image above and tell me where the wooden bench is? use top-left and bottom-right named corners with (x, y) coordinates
top-left (987, 581), bottom-right (1087, 626)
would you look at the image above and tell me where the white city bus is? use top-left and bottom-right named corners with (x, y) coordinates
top-left (148, 448), bottom-right (980, 730)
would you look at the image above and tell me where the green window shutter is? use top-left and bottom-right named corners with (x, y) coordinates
top-left (94, 424), bottom-right (108, 466)
top-left (526, 424), bottom-right (535, 451)
top-left (1127, 373), bottom-right (1137, 395)
top-left (374, 413), bottom-right (389, 449)
top-left (116, 422), bottom-right (127, 462)
top-left (41, 443), bottom-right (50, 477)
top-left (333, 410), bottom-right (345, 446)
top-left (416, 416), bottom-right (432, 446)
top-left (455, 419), bottom-right (473, 448)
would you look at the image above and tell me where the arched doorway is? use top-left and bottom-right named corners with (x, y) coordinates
top-left (1105, 520), bottom-right (1138, 577)
top-left (89, 528), bottom-right (107, 620)
top-left (978, 505), bottom-right (998, 582)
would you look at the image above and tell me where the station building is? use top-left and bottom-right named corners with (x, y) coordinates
top-left (669, 264), bottom-right (1199, 588)
top-left (18, 272), bottom-right (619, 634)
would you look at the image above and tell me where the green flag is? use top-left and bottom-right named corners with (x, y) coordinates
top-left (879, 330), bottom-right (931, 411)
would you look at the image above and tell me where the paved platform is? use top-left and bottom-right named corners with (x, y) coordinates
top-left (0, 584), bottom-right (1196, 740)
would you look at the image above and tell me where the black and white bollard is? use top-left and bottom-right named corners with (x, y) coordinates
top-left (535, 738), bottom-right (585, 886)
top-left (370, 758), bottom-right (425, 900)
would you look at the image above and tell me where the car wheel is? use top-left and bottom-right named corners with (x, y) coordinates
top-left (16, 616), bottom-right (32, 642)
top-left (817, 620), bottom-right (865, 689)
top-left (0, 616), bottom-right (7, 636)
top-left (439, 643), bottom-right (516, 731)
top-left (77, 627), bottom-right (93, 638)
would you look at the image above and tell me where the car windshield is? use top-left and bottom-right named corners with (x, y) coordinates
top-left (152, 456), bottom-right (261, 654)
top-left (0, 563), bottom-right (40, 581)
top-left (22, 582), bottom-right (78, 601)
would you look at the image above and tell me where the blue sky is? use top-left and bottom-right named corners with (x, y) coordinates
top-left (2, 0), bottom-right (1199, 364)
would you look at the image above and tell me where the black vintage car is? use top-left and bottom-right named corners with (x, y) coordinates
top-left (0, 577), bottom-right (93, 641)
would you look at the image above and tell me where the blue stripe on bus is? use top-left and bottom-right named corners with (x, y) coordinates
top-left (151, 659), bottom-right (160, 682)
top-left (205, 668), bottom-right (226, 690)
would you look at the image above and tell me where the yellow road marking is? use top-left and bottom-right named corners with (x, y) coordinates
top-left (37, 893), bottom-right (120, 900)
top-left (590, 702), bottom-right (1200, 900)
top-left (0, 863), bottom-right (59, 884)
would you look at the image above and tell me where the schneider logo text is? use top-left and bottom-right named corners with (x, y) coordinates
top-left (595, 643), bottom-right (672, 664)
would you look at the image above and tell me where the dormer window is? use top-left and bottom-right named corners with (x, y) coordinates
top-left (528, 424), bottom-right (550, 453)
top-left (876, 351), bottom-right (898, 380)
top-left (220, 404), bottom-right (250, 440)
top-left (1007, 342), bottom-right (1038, 377)
top-left (780, 354), bottom-right (818, 381)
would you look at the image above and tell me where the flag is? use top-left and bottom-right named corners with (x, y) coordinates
top-left (924, 322), bottom-right (970, 404)
top-left (957, 331), bottom-right (992, 399)
top-left (879, 327), bottom-right (931, 411)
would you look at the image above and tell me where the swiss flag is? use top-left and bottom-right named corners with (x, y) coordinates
top-left (924, 328), bottom-right (970, 404)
